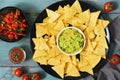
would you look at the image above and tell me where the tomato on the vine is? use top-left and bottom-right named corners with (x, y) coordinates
top-left (110, 54), bottom-right (120, 65)
top-left (22, 74), bottom-right (29, 80)
top-left (104, 2), bottom-right (114, 12)
top-left (30, 73), bottom-right (41, 80)
top-left (22, 72), bottom-right (41, 80)
top-left (14, 68), bottom-right (23, 77)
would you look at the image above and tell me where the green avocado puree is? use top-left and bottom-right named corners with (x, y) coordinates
top-left (58, 28), bottom-right (84, 54)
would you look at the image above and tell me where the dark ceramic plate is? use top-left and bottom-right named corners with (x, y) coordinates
top-left (30, 0), bottom-right (109, 80)
top-left (0, 6), bottom-right (28, 42)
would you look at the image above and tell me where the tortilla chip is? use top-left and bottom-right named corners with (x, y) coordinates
top-left (78, 53), bottom-right (89, 67)
top-left (35, 37), bottom-right (50, 50)
top-left (94, 45), bottom-right (106, 59)
top-left (35, 23), bottom-right (49, 37)
top-left (95, 36), bottom-right (108, 49)
top-left (94, 24), bottom-right (106, 36)
top-left (62, 5), bottom-right (74, 23)
top-left (76, 24), bottom-right (87, 31)
top-left (76, 9), bottom-right (90, 25)
top-left (84, 38), bottom-right (94, 52)
top-left (47, 45), bottom-right (60, 58)
top-left (89, 11), bottom-right (101, 27)
top-left (33, 49), bottom-right (47, 59)
top-left (91, 41), bottom-right (97, 49)
top-left (46, 9), bottom-right (60, 23)
top-left (54, 20), bottom-right (65, 31)
top-left (34, 56), bottom-right (48, 65)
top-left (71, 0), bottom-right (82, 14)
top-left (71, 55), bottom-right (78, 66)
top-left (98, 19), bottom-right (110, 28)
top-left (47, 35), bottom-right (56, 48)
top-left (84, 26), bottom-right (95, 39)
top-left (65, 62), bottom-right (80, 77)
top-left (52, 63), bottom-right (65, 78)
top-left (79, 64), bottom-right (93, 75)
top-left (86, 54), bottom-right (101, 68)
top-left (48, 55), bottom-right (61, 65)
top-left (60, 53), bottom-right (71, 63)
top-left (56, 5), bottom-right (63, 14)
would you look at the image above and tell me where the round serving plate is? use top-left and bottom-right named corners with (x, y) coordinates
top-left (30, 0), bottom-right (110, 79)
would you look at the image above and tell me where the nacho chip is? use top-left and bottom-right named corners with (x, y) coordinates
top-left (67, 16), bottom-right (83, 26)
top-left (78, 53), bottom-right (89, 67)
top-left (33, 49), bottom-right (47, 59)
top-left (71, 55), bottom-right (79, 66)
top-left (35, 23), bottom-right (49, 37)
top-left (56, 5), bottom-right (63, 14)
top-left (60, 53), bottom-right (71, 63)
top-left (34, 56), bottom-right (48, 65)
top-left (76, 9), bottom-right (90, 25)
top-left (65, 62), bottom-right (80, 77)
top-left (54, 20), bottom-right (65, 31)
top-left (62, 5), bottom-right (74, 23)
top-left (76, 24), bottom-right (87, 31)
top-left (52, 63), bottom-right (65, 78)
top-left (84, 27), bottom-right (95, 39)
top-left (46, 9), bottom-right (60, 23)
top-left (84, 38), bottom-right (93, 52)
top-left (94, 24), bottom-right (106, 36)
top-left (71, 0), bottom-right (82, 14)
top-left (79, 64), bottom-right (93, 75)
top-left (94, 36), bottom-right (108, 49)
top-left (32, 38), bottom-right (40, 49)
top-left (86, 54), bottom-right (101, 68)
top-left (48, 55), bottom-right (61, 65)
top-left (94, 46), bottom-right (106, 59)
top-left (89, 11), bottom-right (101, 27)
top-left (47, 35), bottom-right (56, 48)
top-left (47, 45), bottom-right (60, 59)
top-left (98, 19), bottom-right (110, 28)
top-left (46, 23), bottom-right (59, 37)
top-left (34, 37), bottom-right (50, 50)
top-left (91, 41), bottom-right (97, 49)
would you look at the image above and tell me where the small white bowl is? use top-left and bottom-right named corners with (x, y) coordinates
top-left (56, 27), bottom-right (86, 56)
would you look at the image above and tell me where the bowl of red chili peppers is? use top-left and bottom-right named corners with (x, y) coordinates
top-left (0, 7), bottom-right (27, 42)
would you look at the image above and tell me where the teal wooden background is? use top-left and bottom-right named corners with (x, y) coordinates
top-left (0, 0), bottom-right (120, 80)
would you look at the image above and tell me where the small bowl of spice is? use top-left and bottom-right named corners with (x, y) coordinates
top-left (9, 47), bottom-right (26, 64)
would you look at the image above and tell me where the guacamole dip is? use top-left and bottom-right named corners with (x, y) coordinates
top-left (58, 27), bottom-right (84, 54)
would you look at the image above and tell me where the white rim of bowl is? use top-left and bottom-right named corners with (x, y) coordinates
top-left (56, 26), bottom-right (86, 56)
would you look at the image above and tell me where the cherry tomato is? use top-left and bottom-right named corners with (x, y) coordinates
top-left (8, 34), bottom-right (14, 40)
top-left (110, 54), bottom-right (120, 65)
top-left (14, 68), bottom-right (23, 77)
top-left (22, 73), bottom-right (40, 80)
top-left (15, 9), bottom-right (20, 16)
top-left (22, 74), bottom-right (29, 80)
top-left (104, 2), bottom-right (114, 12)
top-left (14, 34), bottom-right (18, 40)
top-left (22, 19), bottom-right (26, 23)
top-left (30, 73), bottom-right (41, 80)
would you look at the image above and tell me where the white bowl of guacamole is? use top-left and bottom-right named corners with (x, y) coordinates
top-left (57, 27), bottom-right (86, 56)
